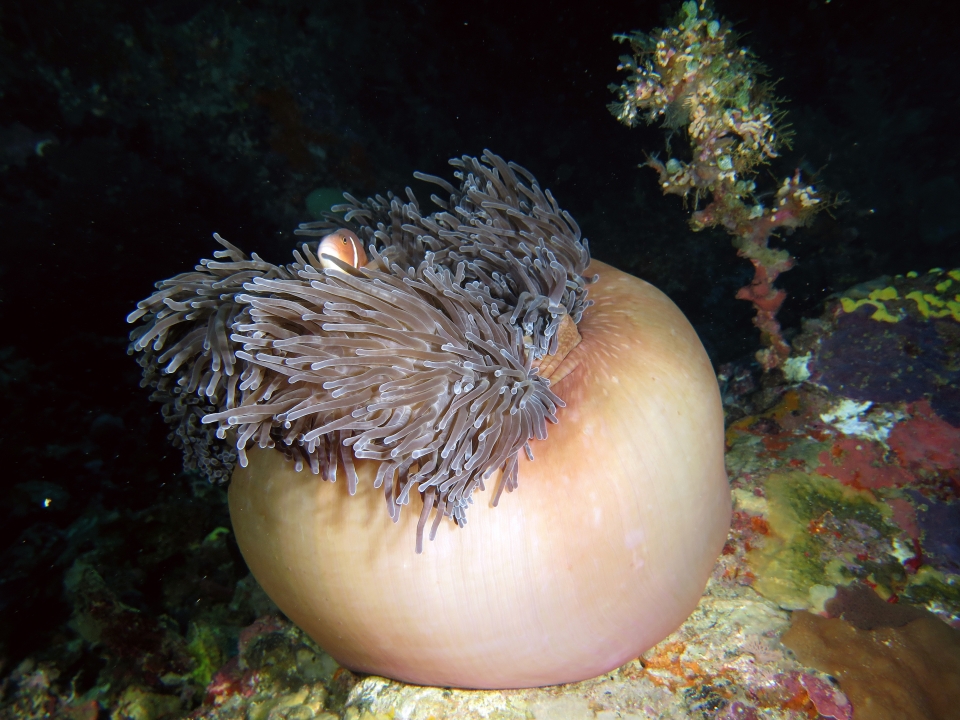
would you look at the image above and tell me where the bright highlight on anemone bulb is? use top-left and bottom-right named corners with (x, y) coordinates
top-left (128, 151), bottom-right (731, 689)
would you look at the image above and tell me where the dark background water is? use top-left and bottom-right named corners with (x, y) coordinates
top-left (1, 0), bottom-right (958, 679)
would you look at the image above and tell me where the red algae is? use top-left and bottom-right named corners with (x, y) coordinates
top-left (888, 400), bottom-right (960, 472)
top-left (816, 437), bottom-right (914, 490)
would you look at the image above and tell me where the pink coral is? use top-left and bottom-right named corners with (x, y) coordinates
top-left (798, 673), bottom-right (853, 720)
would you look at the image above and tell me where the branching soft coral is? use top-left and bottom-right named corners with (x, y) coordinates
top-left (609, 0), bottom-right (824, 371)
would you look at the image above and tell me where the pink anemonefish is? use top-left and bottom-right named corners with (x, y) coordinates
top-left (318, 229), bottom-right (368, 270)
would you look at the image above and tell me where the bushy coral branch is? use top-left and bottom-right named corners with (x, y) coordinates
top-left (610, 0), bottom-right (823, 370)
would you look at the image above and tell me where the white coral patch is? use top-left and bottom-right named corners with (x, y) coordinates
top-left (820, 398), bottom-right (903, 442)
top-left (782, 352), bottom-right (811, 383)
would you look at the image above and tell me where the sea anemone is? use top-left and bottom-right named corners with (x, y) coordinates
top-left (129, 151), bottom-right (731, 688)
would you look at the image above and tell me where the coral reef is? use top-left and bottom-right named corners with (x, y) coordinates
top-left (7, 260), bottom-right (957, 717)
top-left (2, 0), bottom-right (959, 715)
top-left (609, 0), bottom-right (824, 370)
top-left (723, 268), bottom-right (960, 618)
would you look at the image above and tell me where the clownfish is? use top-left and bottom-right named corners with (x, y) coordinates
top-left (318, 229), bottom-right (368, 270)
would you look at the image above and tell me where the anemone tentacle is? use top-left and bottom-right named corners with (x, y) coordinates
top-left (128, 152), bottom-right (591, 549)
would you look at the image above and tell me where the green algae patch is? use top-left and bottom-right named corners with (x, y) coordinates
top-left (724, 432), bottom-right (766, 478)
top-left (780, 437), bottom-right (831, 472)
top-left (112, 686), bottom-right (183, 720)
top-left (186, 622), bottom-right (226, 688)
top-left (903, 566), bottom-right (960, 616)
top-left (203, 526), bottom-right (230, 545)
top-left (749, 471), bottom-right (892, 609)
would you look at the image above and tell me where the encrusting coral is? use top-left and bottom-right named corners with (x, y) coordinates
top-left (129, 151), bottom-right (731, 688)
top-left (609, 0), bottom-right (824, 371)
top-left (782, 608), bottom-right (960, 720)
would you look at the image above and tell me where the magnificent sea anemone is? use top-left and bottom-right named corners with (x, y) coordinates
top-left (128, 152), bottom-right (731, 689)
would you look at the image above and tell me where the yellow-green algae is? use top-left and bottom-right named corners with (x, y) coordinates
top-left (840, 268), bottom-right (960, 323)
top-left (839, 286), bottom-right (900, 322)
top-left (748, 471), bottom-right (895, 609)
top-left (779, 435), bottom-right (832, 471)
top-left (202, 526), bottom-right (230, 544)
top-left (903, 566), bottom-right (960, 622)
top-left (245, 686), bottom-right (331, 720)
top-left (186, 622), bottom-right (225, 688)
top-left (111, 686), bottom-right (183, 720)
